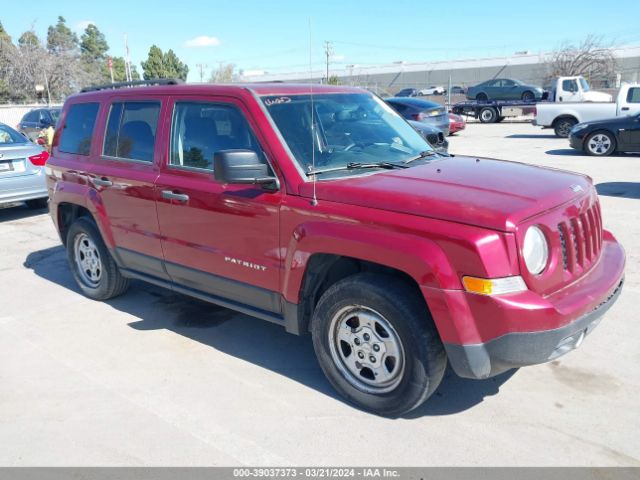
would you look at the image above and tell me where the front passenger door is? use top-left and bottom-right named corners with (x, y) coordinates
top-left (155, 98), bottom-right (282, 314)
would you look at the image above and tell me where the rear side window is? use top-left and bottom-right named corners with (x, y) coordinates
top-left (103, 102), bottom-right (160, 162)
top-left (627, 87), bottom-right (640, 103)
top-left (23, 111), bottom-right (38, 122)
top-left (59, 103), bottom-right (100, 155)
top-left (169, 102), bottom-right (262, 170)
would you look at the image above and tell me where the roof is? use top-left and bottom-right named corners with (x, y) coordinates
top-left (69, 82), bottom-right (364, 102)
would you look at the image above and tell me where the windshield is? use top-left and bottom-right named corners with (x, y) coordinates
top-left (579, 77), bottom-right (590, 92)
top-left (0, 124), bottom-right (28, 145)
top-left (261, 93), bottom-right (435, 177)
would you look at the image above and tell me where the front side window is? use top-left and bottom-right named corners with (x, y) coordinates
top-left (563, 79), bottom-right (578, 92)
top-left (169, 102), bottom-right (262, 170)
top-left (103, 102), bottom-right (160, 162)
top-left (627, 87), bottom-right (640, 103)
top-left (262, 93), bottom-right (435, 178)
top-left (58, 103), bottom-right (100, 155)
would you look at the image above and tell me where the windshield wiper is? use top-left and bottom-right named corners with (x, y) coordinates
top-left (403, 150), bottom-right (439, 164)
top-left (306, 161), bottom-right (408, 176)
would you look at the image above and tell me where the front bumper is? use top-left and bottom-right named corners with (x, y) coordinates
top-left (423, 236), bottom-right (625, 379)
top-left (569, 133), bottom-right (585, 151)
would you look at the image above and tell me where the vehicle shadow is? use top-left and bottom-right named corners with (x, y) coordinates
top-left (507, 134), bottom-right (559, 139)
top-left (0, 203), bottom-right (47, 222)
top-left (545, 149), bottom-right (583, 156)
top-left (24, 245), bottom-right (517, 418)
top-left (596, 182), bottom-right (640, 199)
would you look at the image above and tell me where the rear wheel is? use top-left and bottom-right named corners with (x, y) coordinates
top-left (553, 117), bottom-right (577, 138)
top-left (66, 217), bottom-right (129, 300)
top-left (25, 198), bottom-right (48, 209)
top-left (476, 92), bottom-right (488, 102)
top-left (521, 91), bottom-right (535, 101)
top-left (479, 107), bottom-right (498, 123)
top-left (311, 273), bottom-right (447, 417)
top-left (585, 131), bottom-right (616, 156)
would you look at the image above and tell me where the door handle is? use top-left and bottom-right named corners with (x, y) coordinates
top-left (621, 107), bottom-right (630, 111)
top-left (162, 190), bottom-right (189, 202)
top-left (93, 177), bottom-right (113, 187)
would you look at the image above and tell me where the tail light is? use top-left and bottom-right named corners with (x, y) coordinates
top-left (412, 112), bottom-right (426, 121)
top-left (28, 151), bottom-right (49, 166)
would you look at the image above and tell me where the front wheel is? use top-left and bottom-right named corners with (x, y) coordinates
top-left (585, 131), bottom-right (616, 156)
top-left (67, 217), bottom-right (129, 300)
top-left (479, 107), bottom-right (498, 123)
top-left (311, 273), bottom-right (447, 417)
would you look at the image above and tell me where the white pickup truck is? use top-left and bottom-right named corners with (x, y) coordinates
top-left (534, 83), bottom-right (640, 137)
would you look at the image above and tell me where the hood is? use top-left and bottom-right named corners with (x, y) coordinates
top-left (583, 90), bottom-right (613, 102)
top-left (298, 156), bottom-right (592, 232)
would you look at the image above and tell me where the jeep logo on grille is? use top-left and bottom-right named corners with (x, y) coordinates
top-left (570, 184), bottom-right (584, 193)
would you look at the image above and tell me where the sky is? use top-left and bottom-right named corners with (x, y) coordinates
top-left (3, 0), bottom-right (640, 82)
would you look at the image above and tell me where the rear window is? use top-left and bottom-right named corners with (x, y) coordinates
top-left (103, 102), bottom-right (161, 162)
top-left (58, 103), bottom-right (100, 155)
top-left (0, 124), bottom-right (27, 144)
top-left (627, 87), bottom-right (640, 103)
top-left (390, 98), bottom-right (440, 109)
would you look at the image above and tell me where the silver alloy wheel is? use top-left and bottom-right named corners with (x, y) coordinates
top-left (73, 233), bottom-right (102, 287)
top-left (587, 133), bottom-right (613, 155)
top-left (328, 305), bottom-right (405, 394)
top-left (480, 109), bottom-right (494, 122)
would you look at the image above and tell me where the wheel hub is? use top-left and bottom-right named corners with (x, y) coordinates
top-left (328, 306), bottom-right (405, 393)
top-left (74, 233), bottom-right (102, 287)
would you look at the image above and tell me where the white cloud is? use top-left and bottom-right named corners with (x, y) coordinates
top-left (184, 35), bottom-right (221, 48)
top-left (75, 20), bottom-right (95, 32)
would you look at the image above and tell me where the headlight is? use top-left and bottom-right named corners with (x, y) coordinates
top-left (571, 123), bottom-right (589, 133)
top-left (523, 226), bottom-right (549, 275)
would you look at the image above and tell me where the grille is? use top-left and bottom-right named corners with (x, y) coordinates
top-left (557, 202), bottom-right (603, 273)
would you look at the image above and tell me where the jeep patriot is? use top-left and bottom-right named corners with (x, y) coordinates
top-left (45, 80), bottom-right (625, 416)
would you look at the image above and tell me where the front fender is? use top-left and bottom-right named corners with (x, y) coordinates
top-left (281, 220), bottom-right (458, 304)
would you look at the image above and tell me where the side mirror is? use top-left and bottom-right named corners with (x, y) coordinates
top-left (214, 150), bottom-right (279, 191)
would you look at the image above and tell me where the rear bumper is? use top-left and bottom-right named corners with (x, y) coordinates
top-left (424, 236), bottom-right (625, 379)
top-left (0, 171), bottom-right (47, 204)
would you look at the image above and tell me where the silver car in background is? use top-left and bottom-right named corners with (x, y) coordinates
top-left (0, 122), bottom-right (50, 209)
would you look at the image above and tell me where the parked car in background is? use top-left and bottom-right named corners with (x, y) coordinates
top-left (569, 113), bottom-right (640, 156)
top-left (18, 107), bottom-right (60, 141)
top-left (386, 97), bottom-right (450, 135)
top-left (544, 76), bottom-right (612, 103)
top-left (0, 122), bottom-right (50, 208)
top-left (419, 85), bottom-right (446, 96)
top-left (407, 121), bottom-right (448, 153)
top-left (450, 86), bottom-right (467, 95)
top-left (467, 78), bottom-right (544, 102)
top-left (534, 83), bottom-right (640, 137)
top-left (448, 113), bottom-right (466, 135)
top-left (395, 88), bottom-right (419, 97)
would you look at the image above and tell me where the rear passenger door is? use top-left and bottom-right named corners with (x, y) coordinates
top-left (88, 98), bottom-right (169, 280)
top-left (154, 97), bottom-right (282, 314)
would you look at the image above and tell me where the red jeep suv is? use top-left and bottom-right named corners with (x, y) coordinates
top-left (46, 79), bottom-right (625, 416)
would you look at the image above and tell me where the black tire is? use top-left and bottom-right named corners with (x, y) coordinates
top-left (66, 217), bottom-right (129, 300)
top-left (553, 117), bottom-right (577, 138)
top-left (521, 91), bottom-right (535, 101)
top-left (496, 116), bottom-right (506, 123)
top-left (311, 273), bottom-right (447, 417)
top-left (584, 130), bottom-right (617, 157)
top-left (25, 197), bottom-right (48, 209)
top-left (476, 92), bottom-right (488, 102)
top-left (479, 107), bottom-right (498, 123)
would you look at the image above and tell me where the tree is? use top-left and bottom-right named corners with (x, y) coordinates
top-left (545, 35), bottom-right (617, 85)
top-left (141, 45), bottom-right (165, 79)
top-left (141, 45), bottom-right (188, 81)
top-left (104, 56), bottom-right (140, 82)
top-left (209, 63), bottom-right (237, 83)
top-left (327, 75), bottom-right (340, 85)
top-left (0, 21), bottom-right (16, 102)
top-left (46, 16), bottom-right (78, 54)
top-left (80, 24), bottom-right (109, 61)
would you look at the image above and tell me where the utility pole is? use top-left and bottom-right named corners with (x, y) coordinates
top-left (324, 41), bottom-right (333, 83)
top-left (195, 63), bottom-right (209, 83)
top-left (124, 34), bottom-right (132, 82)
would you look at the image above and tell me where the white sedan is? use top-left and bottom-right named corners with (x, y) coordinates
top-left (419, 86), bottom-right (446, 96)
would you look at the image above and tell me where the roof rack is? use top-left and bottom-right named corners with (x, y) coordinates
top-left (80, 78), bottom-right (184, 93)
